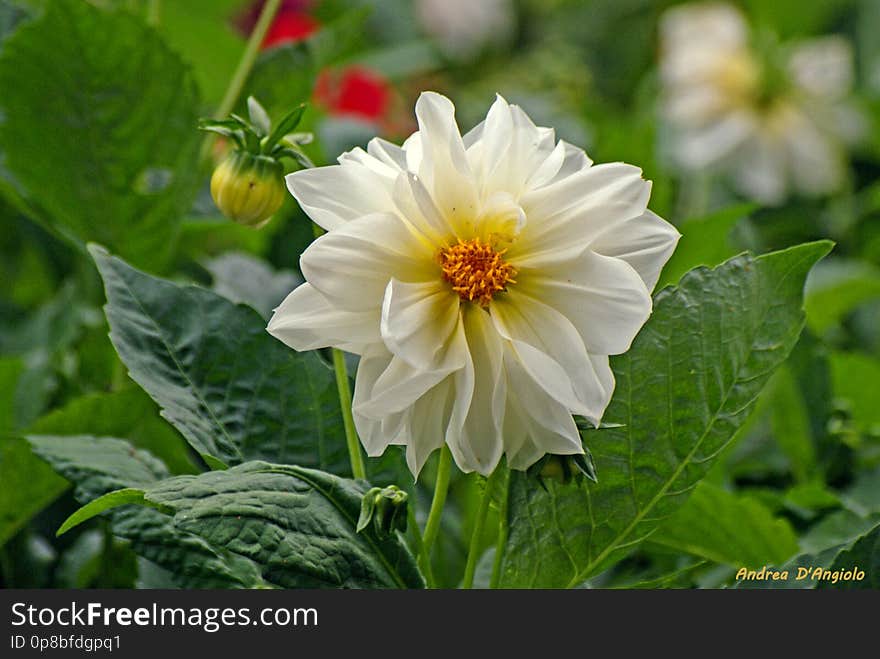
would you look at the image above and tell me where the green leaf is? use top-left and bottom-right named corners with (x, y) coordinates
top-left (29, 388), bottom-right (198, 475)
top-left (90, 244), bottom-right (349, 473)
top-left (816, 522), bottom-right (880, 590)
top-left (650, 482), bottom-right (799, 567)
top-left (657, 203), bottom-right (754, 289)
top-left (804, 259), bottom-right (880, 334)
top-left (0, 437), bottom-right (68, 547)
top-left (157, 0), bottom-right (246, 108)
top-left (0, 0), bottom-right (200, 269)
top-left (766, 365), bottom-right (817, 482)
top-left (738, 517), bottom-right (880, 589)
top-left (144, 461), bottom-right (424, 589)
top-left (830, 351), bottom-right (880, 433)
top-left (57, 488), bottom-right (151, 537)
top-left (27, 434), bottom-right (264, 588)
top-left (497, 241), bottom-right (832, 588)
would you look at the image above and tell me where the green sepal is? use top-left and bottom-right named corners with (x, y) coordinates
top-left (264, 104), bottom-right (307, 152)
top-left (247, 96), bottom-right (271, 137)
top-left (528, 451), bottom-right (598, 489)
top-left (356, 485), bottom-right (409, 538)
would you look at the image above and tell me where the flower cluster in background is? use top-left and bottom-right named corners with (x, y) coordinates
top-left (659, 2), bottom-right (864, 205)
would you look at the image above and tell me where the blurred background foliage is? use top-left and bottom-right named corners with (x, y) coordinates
top-left (0, 0), bottom-right (878, 588)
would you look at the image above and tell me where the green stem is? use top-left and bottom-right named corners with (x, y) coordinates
top-left (146, 0), bottom-right (161, 26)
top-left (407, 505), bottom-right (434, 588)
top-left (332, 347), bottom-right (366, 480)
top-left (199, 0), bottom-right (282, 164)
top-left (462, 466), bottom-right (503, 589)
top-left (421, 446), bottom-right (453, 568)
top-left (489, 470), bottom-right (509, 589)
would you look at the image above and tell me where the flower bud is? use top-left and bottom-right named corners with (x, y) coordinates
top-left (356, 485), bottom-right (408, 538)
top-left (528, 452), bottom-right (598, 489)
top-left (210, 149), bottom-right (285, 227)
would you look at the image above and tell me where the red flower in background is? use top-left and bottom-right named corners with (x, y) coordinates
top-left (238, 1), bottom-right (399, 128)
top-left (315, 67), bottom-right (391, 122)
top-left (237, 0), bottom-right (318, 49)
top-left (263, 11), bottom-right (319, 48)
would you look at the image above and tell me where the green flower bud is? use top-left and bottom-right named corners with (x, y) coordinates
top-left (356, 485), bottom-right (408, 538)
top-left (210, 149), bottom-right (285, 227)
top-left (528, 452), bottom-right (598, 489)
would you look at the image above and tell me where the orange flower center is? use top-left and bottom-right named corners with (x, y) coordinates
top-left (439, 237), bottom-right (517, 306)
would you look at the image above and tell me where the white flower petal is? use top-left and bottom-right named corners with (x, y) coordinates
top-left (286, 164), bottom-right (395, 230)
top-left (512, 163), bottom-right (651, 267)
top-left (521, 250), bottom-right (652, 356)
top-left (404, 377), bottom-right (455, 477)
top-left (502, 348), bottom-right (584, 470)
top-left (300, 212), bottom-right (434, 311)
top-left (380, 278), bottom-right (464, 371)
top-left (589, 210), bottom-right (681, 291)
top-left (789, 36), bottom-right (854, 100)
top-left (674, 111), bottom-right (754, 169)
top-left (447, 307), bottom-right (505, 475)
top-left (267, 283), bottom-right (379, 353)
top-left (366, 136), bottom-right (409, 171)
top-left (490, 290), bottom-right (612, 421)
top-left (413, 92), bottom-right (481, 234)
top-left (734, 135), bottom-right (787, 205)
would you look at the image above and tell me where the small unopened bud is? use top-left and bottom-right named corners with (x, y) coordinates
top-left (210, 150), bottom-right (285, 227)
top-left (357, 485), bottom-right (408, 537)
top-left (528, 452), bottom-right (598, 489)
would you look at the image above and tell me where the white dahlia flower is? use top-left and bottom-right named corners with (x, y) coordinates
top-left (268, 92), bottom-right (679, 476)
top-left (660, 2), bottom-right (863, 205)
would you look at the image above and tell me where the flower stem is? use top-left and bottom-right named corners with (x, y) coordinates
top-left (462, 466), bottom-right (504, 589)
top-left (407, 505), bottom-right (434, 587)
top-left (421, 445), bottom-right (453, 573)
top-left (199, 0), bottom-right (282, 164)
top-left (489, 470), bottom-right (509, 589)
top-left (332, 347), bottom-right (366, 480)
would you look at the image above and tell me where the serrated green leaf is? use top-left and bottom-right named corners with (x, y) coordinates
top-left (144, 461), bottom-right (424, 589)
top-left (650, 482), bottom-right (799, 567)
top-left (89, 244), bottom-right (350, 473)
top-left (0, 0), bottom-right (200, 270)
top-left (29, 388), bottom-right (198, 475)
top-left (816, 522), bottom-right (880, 590)
top-left (497, 241), bottom-right (832, 588)
top-left (57, 488), bottom-right (150, 536)
top-left (27, 434), bottom-right (264, 588)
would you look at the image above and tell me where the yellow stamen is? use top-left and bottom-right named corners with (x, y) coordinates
top-left (438, 237), bottom-right (517, 306)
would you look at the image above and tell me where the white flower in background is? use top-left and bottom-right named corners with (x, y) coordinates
top-left (268, 92), bottom-right (679, 476)
top-left (660, 2), bottom-right (863, 205)
top-left (416, 0), bottom-right (515, 60)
